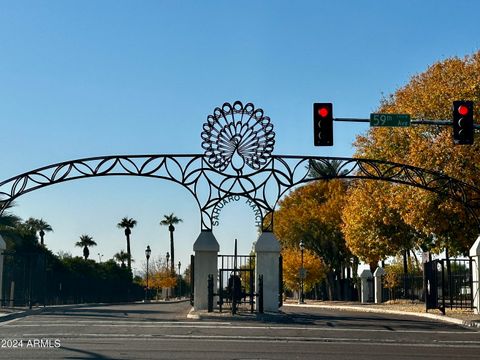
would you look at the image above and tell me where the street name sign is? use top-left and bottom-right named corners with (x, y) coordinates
top-left (370, 113), bottom-right (411, 127)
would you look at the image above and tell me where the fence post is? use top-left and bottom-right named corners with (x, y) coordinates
top-left (373, 267), bottom-right (385, 304)
top-left (9, 281), bottom-right (15, 307)
top-left (258, 274), bottom-right (264, 314)
top-left (207, 274), bottom-right (214, 313)
top-left (360, 269), bottom-right (372, 303)
top-left (0, 235), bottom-right (5, 306)
top-left (469, 236), bottom-right (480, 314)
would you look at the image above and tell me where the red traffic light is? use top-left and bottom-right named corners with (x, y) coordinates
top-left (318, 107), bottom-right (329, 117)
top-left (458, 105), bottom-right (469, 116)
top-left (453, 100), bottom-right (474, 145)
top-left (314, 103), bottom-right (333, 146)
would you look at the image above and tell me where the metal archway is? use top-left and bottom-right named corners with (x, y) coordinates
top-left (1, 101), bottom-right (479, 231)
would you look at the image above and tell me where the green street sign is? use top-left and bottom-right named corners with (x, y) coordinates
top-left (370, 113), bottom-right (411, 127)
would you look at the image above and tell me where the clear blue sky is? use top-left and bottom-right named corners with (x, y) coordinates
top-left (1, 1), bottom-right (479, 275)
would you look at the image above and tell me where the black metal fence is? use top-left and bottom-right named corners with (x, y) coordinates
top-left (1, 251), bottom-right (45, 307)
top-left (372, 258), bottom-right (474, 313)
top-left (425, 258), bottom-right (472, 313)
top-left (1, 251), bottom-right (144, 307)
top-left (382, 275), bottom-right (425, 302)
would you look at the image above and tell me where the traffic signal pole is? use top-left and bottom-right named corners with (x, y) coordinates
top-left (314, 101), bottom-right (475, 146)
top-left (333, 117), bottom-right (480, 128)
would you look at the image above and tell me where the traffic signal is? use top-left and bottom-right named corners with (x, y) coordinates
top-left (314, 103), bottom-right (333, 146)
top-left (453, 100), bottom-right (474, 145)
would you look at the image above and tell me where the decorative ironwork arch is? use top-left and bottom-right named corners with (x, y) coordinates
top-left (1, 101), bottom-right (479, 231)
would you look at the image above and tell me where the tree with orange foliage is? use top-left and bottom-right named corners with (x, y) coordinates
top-left (342, 180), bottom-right (423, 267)
top-left (281, 247), bottom-right (326, 296)
top-left (352, 51), bottom-right (480, 256)
top-left (141, 256), bottom-right (177, 299)
top-left (273, 179), bottom-right (351, 299)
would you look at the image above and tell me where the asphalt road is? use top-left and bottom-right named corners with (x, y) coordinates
top-left (0, 301), bottom-right (479, 359)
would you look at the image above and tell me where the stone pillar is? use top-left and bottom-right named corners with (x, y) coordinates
top-left (193, 231), bottom-right (219, 311)
top-left (0, 235), bottom-right (5, 306)
top-left (360, 269), bottom-right (372, 304)
top-left (255, 231), bottom-right (281, 312)
top-left (373, 267), bottom-right (385, 304)
top-left (469, 235), bottom-right (480, 314)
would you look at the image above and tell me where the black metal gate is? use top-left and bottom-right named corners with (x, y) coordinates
top-left (424, 258), bottom-right (473, 314)
top-left (217, 240), bottom-right (255, 314)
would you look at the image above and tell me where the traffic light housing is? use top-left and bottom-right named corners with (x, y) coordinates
top-left (314, 103), bottom-right (333, 146)
top-left (453, 100), bottom-right (474, 145)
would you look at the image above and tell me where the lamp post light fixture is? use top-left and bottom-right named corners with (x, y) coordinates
top-left (165, 252), bottom-right (170, 299)
top-left (299, 240), bottom-right (305, 304)
top-left (145, 245), bottom-right (151, 302)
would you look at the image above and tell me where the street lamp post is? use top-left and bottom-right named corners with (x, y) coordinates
top-left (178, 261), bottom-right (181, 298)
top-left (299, 240), bottom-right (305, 304)
top-left (145, 245), bottom-right (151, 302)
top-left (166, 252), bottom-right (170, 299)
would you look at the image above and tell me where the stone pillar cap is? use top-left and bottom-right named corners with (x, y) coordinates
top-left (373, 267), bottom-right (385, 277)
top-left (0, 234), bottom-right (5, 250)
top-left (255, 232), bottom-right (281, 252)
top-left (470, 235), bottom-right (480, 257)
top-left (360, 269), bottom-right (372, 279)
top-left (193, 231), bottom-right (220, 252)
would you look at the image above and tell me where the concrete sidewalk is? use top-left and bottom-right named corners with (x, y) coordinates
top-left (283, 301), bottom-right (480, 329)
top-left (4, 299), bottom-right (480, 329)
top-left (0, 298), bottom-right (190, 323)
top-left (188, 300), bottom-right (480, 329)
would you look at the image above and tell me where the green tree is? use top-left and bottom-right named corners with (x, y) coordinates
top-left (160, 213), bottom-right (182, 274)
top-left (0, 201), bottom-right (21, 238)
top-left (114, 250), bottom-right (131, 268)
top-left (117, 217), bottom-right (137, 271)
top-left (308, 159), bottom-right (350, 179)
top-left (75, 234), bottom-right (97, 260)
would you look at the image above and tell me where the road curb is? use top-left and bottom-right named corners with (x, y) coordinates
top-left (0, 308), bottom-right (43, 323)
top-left (187, 307), bottom-right (200, 319)
top-left (0, 299), bottom-right (191, 323)
top-left (283, 303), bottom-right (480, 329)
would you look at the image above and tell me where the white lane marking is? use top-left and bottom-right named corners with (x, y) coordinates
top-left (0, 317), bottom-right (22, 326)
top-left (18, 320), bottom-right (232, 325)
top-left (4, 322), bottom-right (477, 334)
top-left (17, 333), bottom-right (480, 348)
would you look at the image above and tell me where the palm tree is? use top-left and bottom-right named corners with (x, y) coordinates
top-left (75, 234), bottom-right (97, 260)
top-left (25, 218), bottom-right (53, 245)
top-left (308, 159), bottom-right (350, 179)
top-left (160, 213), bottom-right (182, 274)
top-left (0, 201), bottom-right (22, 241)
top-left (114, 250), bottom-right (131, 268)
top-left (117, 217), bottom-right (137, 271)
top-left (0, 203), bottom-right (21, 236)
